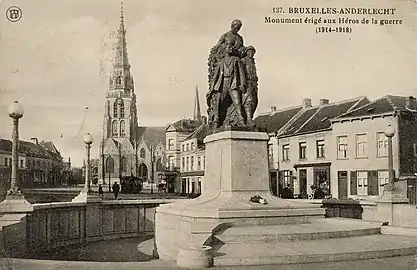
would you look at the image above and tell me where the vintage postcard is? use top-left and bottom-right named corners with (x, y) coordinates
top-left (1, 0), bottom-right (417, 269)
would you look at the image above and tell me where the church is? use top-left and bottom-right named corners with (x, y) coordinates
top-left (98, 6), bottom-right (166, 186)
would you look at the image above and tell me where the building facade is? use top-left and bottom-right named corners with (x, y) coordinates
top-left (179, 123), bottom-right (207, 195)
top-left (164, 86), bottom-right (205, 193)
top-left (330, 95), bottom-right (417, 199)
top-left (99, 7), bottom-right (166, 186)
top-left (0, 137), bottom-right (64, 199)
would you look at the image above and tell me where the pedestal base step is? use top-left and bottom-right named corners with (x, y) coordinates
top-left (214, 218), bottom-right (381, 243)
top-left (213, 234), bottom-right (417, 266)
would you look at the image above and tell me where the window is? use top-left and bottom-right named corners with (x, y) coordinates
top-left (168, 139), bottom-right (174, 150)
top-left (186, 144), bottom-right (189, 151)
top-left (191, 142), bottom-right (195, 150)
top-left (120, 120), bottom-right (125, 137)
top-left (106, 156), bottom-right (114, 173)
top-left (191, 156), bottom-right (194, 171)
top-left (355, 134), bottom-right (368, 158)
top-left (197, 157), bottom-right (201, 170)
top-left (112, 120), bottom-right (118, 136)
top-left (378, 170), bottom-right (389, 195)
top-left (186, 157), bottom-right (189, 171)
top-left (168, 156), bottom-right (175, 170)
top-left (283, 170), bottom-right (292, 187)
top-left (414, 143), bottom-right (417, 157)
top-left (203, 156), bottom-right (205, 169)
top-left (4, 158), bottom-right (7, 166)
top-left (357, 171), bottom-right (368, 195)
top-left (182, 144), bottom-right (185, 152)
top-left (299, 142), bottom-right (306, 160)
top-left (316, 140), bottom-right (325, 158)
top-left (120, 101), bottom-right (125, 118)
top-left (377, 132), bottom-right (388, 157)
top-left (337, 136), bottom-right (348, 159)
top-left (113, 103), bottom-right (118, 118)
top-left (140, 148), bottom-right (146, 159)
top-left (182, 157), bottom-right (185, 170)
top-left (20, 160), bottom-right (23, 168)
top-left (282, 144), bottom-right (290, 161)
top-left (268, 144), bottom-right (274, 163)
top-left (121, 156), bottom-right (127, 172)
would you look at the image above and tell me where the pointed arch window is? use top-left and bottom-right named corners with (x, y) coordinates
top-left (112, 120), bottom-right (118, 136)
top-left (140, 148), bottom-right (146, 159)
top-left (121, 156), bottom-right (127, 172)
top-left (120, 120), bottom-right (125, 137)
top-left (106, 156), bottom-right (114, 173)
top-left (120, 101), bottom-right (125, 118)
top-left (113, 102), bottom-right (118, 118)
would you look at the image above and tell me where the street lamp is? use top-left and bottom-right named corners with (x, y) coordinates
top-left (7, 101), bottom-right (24, 196)
top-left (83, 133), bottom-right (93, 192)
top-left (384, 124), bottom-right (395, 192)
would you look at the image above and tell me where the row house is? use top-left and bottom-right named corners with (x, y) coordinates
top-left (330, 95), bottom-right (417, 199)
top-left (179, 123), bottom-right (207, 195)
top-left (165, 118), bottom-right (204, 193)
top-left (276, 97), bottom-right (369, 198)
top-left (254, 101), bottom-right (308, 195)
top-left (0, 137), bottom-right (64, 199)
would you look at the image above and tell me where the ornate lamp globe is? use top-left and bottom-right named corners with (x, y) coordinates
top-left (8, 101), bottom-right (24, 119)
top-left (84, 133), bottom-right (93, 145)
top-left (384, 124), bottom-right (395, 138)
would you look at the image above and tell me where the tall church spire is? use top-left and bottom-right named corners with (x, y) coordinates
top-left (115, 1), bottom-right (129, 70)
top-left (193, 85), bottom-right (202, 121)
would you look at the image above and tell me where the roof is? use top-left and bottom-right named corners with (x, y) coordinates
top-left (336, 95), bottom-right (413, 119)
top-left (184, 123), bottom-right (208, 143)
top-left (254, 106), bottom-right (303, 133)
top-left (137, 126), bottom-right (166, 146)
top-left (166, 119), bottom-right (202, 133)
top-left (281, 96), bottom-right (368, 137)
top-left (0, 139), bottom-right (62, 161)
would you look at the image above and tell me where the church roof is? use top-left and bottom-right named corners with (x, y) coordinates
top-left (137, 126), bottom-right (166, 146)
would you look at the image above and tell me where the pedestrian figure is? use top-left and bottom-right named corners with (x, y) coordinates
top-left (282, 184), bottom-right (294, 199)
top-left (112, 181), bottom-right (120, 200)
top-left (98, 184), bottom-right (104, 198)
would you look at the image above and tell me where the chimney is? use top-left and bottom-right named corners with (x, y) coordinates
top-left (406, 96), bottom-right (417, 111)
top-left (319, 99), bottom-right (329, 106)
top-left (302, 98), bottom-right (312, 108)
top-left (30, 137), bottom-right (38, 145)
top-left (271, 106), bottom-right (277, 112)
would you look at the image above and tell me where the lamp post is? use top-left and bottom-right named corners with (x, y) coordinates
top-left (83, 133), bottom-right (93, 192)
top-left (384, 124), bottom-right (395, 192)
top-left (0, 101), bottom-right (33, 213)
top-left (7, 101), bottom-right (24, 197)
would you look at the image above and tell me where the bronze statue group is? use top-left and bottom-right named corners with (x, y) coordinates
top-left (207, 19), bottom-right (259, 131)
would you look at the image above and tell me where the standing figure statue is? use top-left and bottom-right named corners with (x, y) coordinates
top-left (208, 44), bottom-right (247, 127)
top-left (207, 19), bottom-right (259, 132)
top-left (242, 46), bottom-right (258, 127)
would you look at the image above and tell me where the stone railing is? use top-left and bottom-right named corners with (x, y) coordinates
top-left (0, 199), bottom-right (180, 258)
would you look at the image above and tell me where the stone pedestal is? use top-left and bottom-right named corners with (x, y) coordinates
top-left (375, 189), bottom-right (409, 226)
top-left (155, 131), bottom-right (324, 262)
top-left (0, 195), bottom-right (33, 214)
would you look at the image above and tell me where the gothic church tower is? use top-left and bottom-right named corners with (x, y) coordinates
top-left (99, 2), bottom-right (139, 184)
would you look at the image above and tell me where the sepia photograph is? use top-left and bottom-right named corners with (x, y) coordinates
top-left (1, 0), bottom-right (417, 269)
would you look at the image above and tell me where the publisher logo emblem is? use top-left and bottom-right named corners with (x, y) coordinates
top-left (6, 6), bottom-right (22, 22)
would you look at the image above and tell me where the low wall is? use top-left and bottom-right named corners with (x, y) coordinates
top-left (1, 199), bottom-right (181, 258)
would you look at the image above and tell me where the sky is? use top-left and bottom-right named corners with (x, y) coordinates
top-left (0, 0), bottom-right (417, 166)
